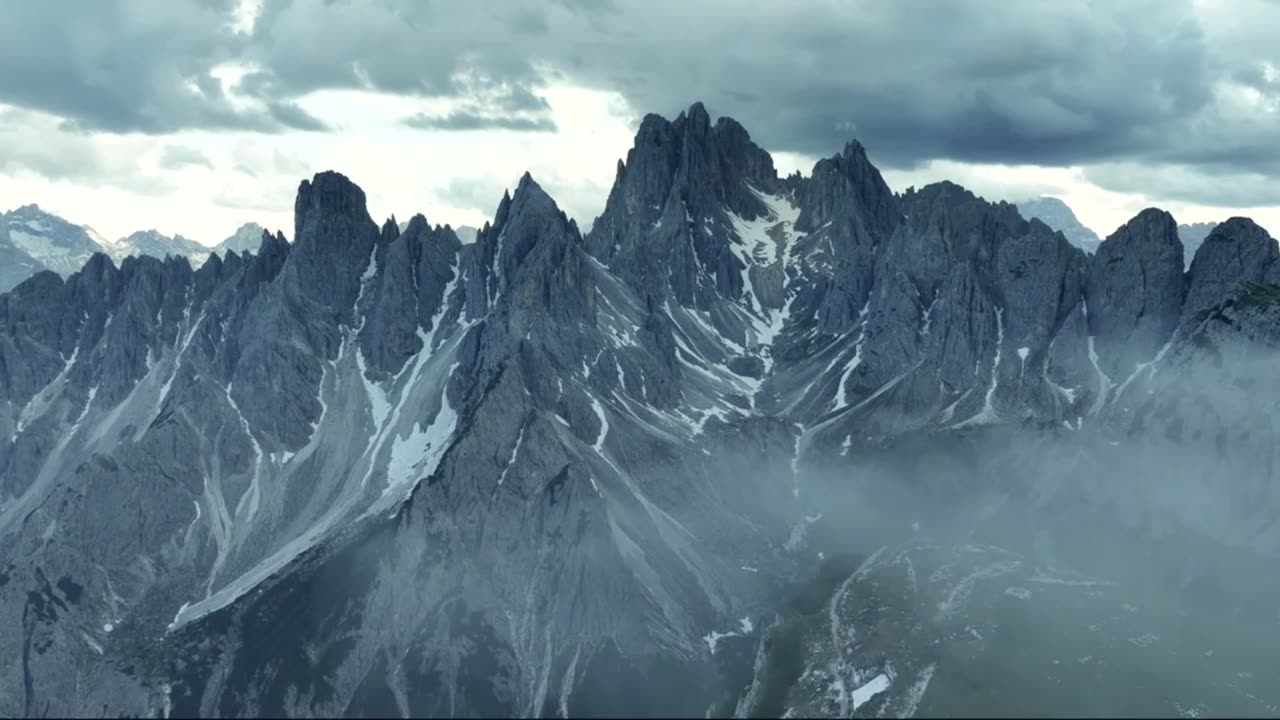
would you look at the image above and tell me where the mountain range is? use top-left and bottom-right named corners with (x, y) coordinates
top-left (0, 206), bottom-right (270, 292)
top-left (2, 102), bottom-right (1279, 717)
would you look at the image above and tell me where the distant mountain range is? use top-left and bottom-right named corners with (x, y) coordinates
top-left (106, 224), bottom-right (271, 265)
top-left (110, 229), bottom-right (210, 265)
top-left (1016, 195), bottom-right (1218, 267)
top-left (0, 205), bottom-right (274, 291)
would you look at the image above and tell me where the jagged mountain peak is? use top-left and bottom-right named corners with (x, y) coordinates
top-left (796, 137), bottom-right (899, 236)
top-left (1097, 207), bottom-right (1182, 261)
top-left (400, 213), bottom-right (431, 237)
top-left (907, 179), bottom-right (1011, 209)
top-left (476, 171), bottom-right (587, 300)
top-left (81, 249), bottom-right (116, 275)
top-left (280, 171), bottom-right (381, 328)
top-left (839, 137), bottom-right (870, 158)
top-left (296, 170), bottom-right (368, 217)
top-left (1090, 208), bottom-right (1183, 278)
top-left (263, 228), bottom-right (290, 255)
top-left (587, 104), bottom-right (794, 311)
top-left (291, 171), bottom-right (375, 258)
top-left (1183, 215), bottom-right (1280, 322)
top-left (1126, 206), bottom-right (1178, 230)
top-left (1082, 206), bottom-right (1185, 380)
top-left (509, 171), bottom-right (557, 214)
top-left (1207, 215), bottom-right (1272, 242)
top-left (894, 181), bottom-right (1029, 260)
top-left (628, 103), bottom-right (778, 204)
top-left (292, 171), bottom-right (377, 249)
top-left (681, 99), bottom-right (710, 123)
top-left (379, 216), bottom-right (400, 245)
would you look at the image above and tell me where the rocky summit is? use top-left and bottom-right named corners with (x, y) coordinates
top-left (3, 104), bottom-right (1280, 718)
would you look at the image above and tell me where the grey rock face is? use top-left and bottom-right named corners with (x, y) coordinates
top-left (358, 215), bottom-right (462, 379)
top-left (1182, 217), bottom-right (1278, 322)
top-left (227, 172), bottom-right (376, 450)
top-left (290, 170), bottom-right (381, 322)
top-left (796, 141), bottom-right (901, 336)
top-left (994, 219), bottom-right (1088, 352)
top-left (846, 183), bottom-right (1022, 401)
top-left (886, 182), bottom-right (1024, 294)
top-left (1083, 208), bottom-right (1185, 380)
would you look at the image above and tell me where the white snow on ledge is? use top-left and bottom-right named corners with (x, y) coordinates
top-left (703, 615), bottom-right (755, 654)
top-left (851, 673), bottom-right (892, 711)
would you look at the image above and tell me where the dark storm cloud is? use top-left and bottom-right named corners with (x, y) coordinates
top-left (1084, 163), bottom-right (1280, 209)
top-left (397, 74), bottom-right (557, 131)
top-left (240, 1), bottom-right (551, 102)
top-left (0, 0), bottom-right (333, 134)
top-left (546, 0), bottom-right (1231, 169)
top-left (4, 0), bottom-right (1280, 204)
top-left (232, 0), bottom-right (1280, 181)
top-left (266, 101), bottom-right (330, 131)
top-left (237, 0), bottom-right (561, 131)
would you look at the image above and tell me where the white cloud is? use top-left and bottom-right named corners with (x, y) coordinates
top-left (3, 79), bottom-right (1277, 249)
top-left (0, 85), bottom-right (640, 246)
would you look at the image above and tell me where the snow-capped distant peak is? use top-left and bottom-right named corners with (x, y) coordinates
top-left (213, 222), bottom-right (270, 256)
top-left (112, 229), bottom-right (212, 263)
top-left (3, 203), bottom-right (109, 276)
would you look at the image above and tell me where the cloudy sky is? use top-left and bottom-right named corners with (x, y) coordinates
top-left (1, 0), bottom-right (1278, 246)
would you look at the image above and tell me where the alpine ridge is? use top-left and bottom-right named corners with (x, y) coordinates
top-left (3, 103), bottom-right (1280, 718)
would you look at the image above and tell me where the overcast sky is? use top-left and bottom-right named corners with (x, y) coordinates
top-left (1, 0), bottom-right (1278, 246)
